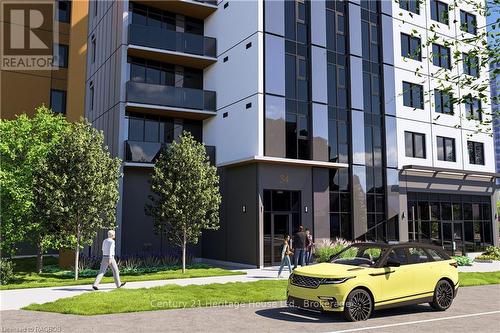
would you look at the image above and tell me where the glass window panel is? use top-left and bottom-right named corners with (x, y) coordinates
top-left (129, 117), bottom-right (144, 141)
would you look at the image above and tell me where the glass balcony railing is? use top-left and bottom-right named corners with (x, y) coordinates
top-left (128, 24), bottom-right (216, 58)
top-left (125, 140), bottom-right (216, 164)
top-left (126, 81), bottom-right (216, 111)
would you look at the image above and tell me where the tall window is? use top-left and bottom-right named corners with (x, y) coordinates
top-left (127, 113), bottom-right (202, 143)
top-left (437, 136), bottom-right (455, 162)
top-left (405, 131), bottom-right (426, 158)
top-left (91, 35), bottom-right (96, 63)
top-left (464, 95), bottom-right (482, 121)
top-left (54, 44), bottom-right (69, 68)
top-left (467, 141), bottom-right (484, 165)
top-left (460, 10), bottom-right (477, 35)
top-left (399, 0), bottom-right (419, 14)
top-left (432, 43), bottom-right (450, 69)
top-left (89, 82), bottom-right (94, 111)
top-left (430, 0), bottom-right (449, 25)
top-left (57, 0), bottom-right (71, 23)
top-left (50, 90), bottom-right (66, 114)
top-left (434, 89), bottom-right (453, 114)
top-left (463, 53), bottom-right (479, 77)
top-left (403, 82), bottom-right (423, 109)
top-left (400, 33), bottom-right (421, 61)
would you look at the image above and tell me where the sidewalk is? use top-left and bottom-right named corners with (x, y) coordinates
top-left (0, 266), bottom-right (291, 311)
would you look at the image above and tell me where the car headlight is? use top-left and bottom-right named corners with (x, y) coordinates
top-left (320, 277), bottom-right (355, 284)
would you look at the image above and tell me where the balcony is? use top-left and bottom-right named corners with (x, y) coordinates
top-left (126, 81), bottom-right (216, 119)
top-left (128, 24), bottom-right (216, 69)
top-left (134, 0), bottom-right (217, 20)
top-left (125, 140), bottom-right (216, 164)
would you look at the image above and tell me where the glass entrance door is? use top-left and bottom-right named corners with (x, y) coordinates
top-left (452, 222), bottom-right (464, 256)
top-left (442, 222), bottom-right (464, 255)
top-left (272, 214), bottom-right (292, 265)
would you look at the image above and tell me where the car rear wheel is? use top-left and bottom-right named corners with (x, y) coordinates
top-left (343, 288), bottom-right (373, 322)
top-left (430, 279), bottom-right (454, 311)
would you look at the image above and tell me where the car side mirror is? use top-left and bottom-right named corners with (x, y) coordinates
top-left (385, 258), bottom-right (401, 267)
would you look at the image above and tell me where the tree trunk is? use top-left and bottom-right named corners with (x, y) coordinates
top-left (182, 230), bottom-right (187, 274)
top-left (36, 240), bottom-right (43, 274)
top-left (74, 226), bottom-right (80, 281)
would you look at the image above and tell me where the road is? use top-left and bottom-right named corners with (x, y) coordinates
top-left (1, 284), bottom-right (499, 333)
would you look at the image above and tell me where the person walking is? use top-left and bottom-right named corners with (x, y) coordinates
top-left (92, 230), bottom-right (126, 290)
top-left (293, 226), bottom-right (306, 269)
top-left (277, 234), bottom-right (293, 278)
top-left (305, 228), bottom-right (315, 265)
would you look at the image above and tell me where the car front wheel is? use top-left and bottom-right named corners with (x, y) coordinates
top-left (430, 279), bottom-right (454, 311)
top-left (343, 288), bottom-right (373, 322)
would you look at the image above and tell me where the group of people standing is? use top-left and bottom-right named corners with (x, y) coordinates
top-left (277, 226), bottom-right (315, 278)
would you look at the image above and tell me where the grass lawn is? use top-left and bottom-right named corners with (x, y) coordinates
top-left (1, 256), bottom-right (243, 290)
top-left (23, 271), bottom-right (500, 315)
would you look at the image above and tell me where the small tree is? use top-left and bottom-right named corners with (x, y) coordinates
top-left (35, 121), bottom-right (121, 279)
top-left (0, 106), bottom-right (68, 271)
top-left (146, 132), bottom-right (221, 273)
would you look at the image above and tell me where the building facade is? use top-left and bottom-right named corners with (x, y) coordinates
top-left (1, 0), bottom-right (88, 122)
top-left (85, 0), bottom-right (498, 267)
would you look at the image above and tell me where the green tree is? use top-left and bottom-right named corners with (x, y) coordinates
top-left (0, 106), bottom-right (68, 272)
top-left (146, 132), bottom-right (221, 273)
top-left (35, 121), bottom-right (121, 280)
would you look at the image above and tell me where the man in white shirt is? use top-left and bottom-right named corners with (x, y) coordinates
top-left (92, 230), bottom-right (126, 290)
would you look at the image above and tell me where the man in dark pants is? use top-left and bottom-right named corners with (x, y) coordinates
top-left (293, 226), bottom-right (306, 269)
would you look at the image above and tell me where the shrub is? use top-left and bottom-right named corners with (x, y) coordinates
top-left (315, 238), bottom-right (355, 263)
top-left (451, 256), bottom-right (473, 266)
top-left (481, 246), bottom-right (500, 260)
top-left (475, 254), bottom-right (498, 261)
top-left (78, 255), bottom-right (101, 271)
top-left (0, 259), bottom-right (15, 284)
top-left (42, 265), bottom-right (62, 273)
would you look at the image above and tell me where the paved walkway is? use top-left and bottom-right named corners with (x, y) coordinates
top-left (0, 266), bottom-right (292, 311)
top-left (457, 260), bottom-right (500, 272)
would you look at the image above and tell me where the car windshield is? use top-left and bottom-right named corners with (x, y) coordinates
top-left (330, 244), bottom-right (387, 267)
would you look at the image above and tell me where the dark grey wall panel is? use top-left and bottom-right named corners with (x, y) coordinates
top-left (352, 165), bottom-right (368, 238)
top-left (312, 167), bottom-right (330, 242)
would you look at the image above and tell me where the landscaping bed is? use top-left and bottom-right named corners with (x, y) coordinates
top-left (0, 256), bottom-right (243, 290)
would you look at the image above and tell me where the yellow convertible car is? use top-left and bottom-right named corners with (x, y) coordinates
top-left (287, 242), bottom-right (459, 321)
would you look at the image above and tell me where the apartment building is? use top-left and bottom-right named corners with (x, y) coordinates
top-left (1, 0), bottom-right (88, 122)
top-left (86, 0), bottom-right (498, 267)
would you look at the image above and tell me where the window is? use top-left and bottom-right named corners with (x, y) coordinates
top-left (386, 248), bottom-right (409, 265)
top-left (405, 131), bottom-right (426, 158)
top-left (425, 248), bottom-right (447, 261)
top-left (50, 90), bottom-right (66, 114)
top-left (432, 43), bottom-right (450, 69)
top-left (408, 247), bottom-right (431, 264)
top-left (91, 35), bottom-right (96, 63)
top-left (464, 95), bottom-right (482, 121)
top-left (467, 141), bottom-right (484, 165)
top-left (399, 0), bottom-right (420, 14)
top-left (434, 89), bottom-right (453, 114)
top-left (54, 44), bottom-right (69, 68)
top-left (400, 33), bottom-right (421, 61)
top-left (437, 136), bottom-right (456, 162)
top-left (402, 82), bottom-right (423, 109)
top-left (57, 0), bottom-right (71, 23)
top-left (89, 82), bottom-right (94, 111)
top-left (463, 53), bottom-right (479, 77)
top-left (430, 0), bottom-right (449, 25)
top-left (460, 10), bottom-right (477, 35)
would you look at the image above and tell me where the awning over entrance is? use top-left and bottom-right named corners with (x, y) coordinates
top-left (402, 165), bottom-right (500, 182)
top-left (218, 156), bottom-right (349, 169)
